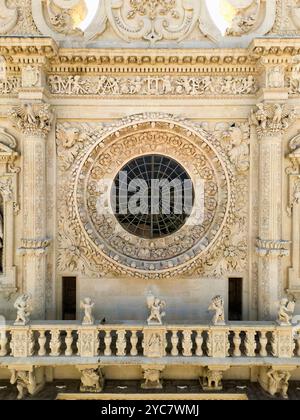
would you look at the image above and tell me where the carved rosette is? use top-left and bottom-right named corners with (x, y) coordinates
top-left (8, 103), bottom-right (54, 138)
top-left (73, 116), bottom-right (230, 274)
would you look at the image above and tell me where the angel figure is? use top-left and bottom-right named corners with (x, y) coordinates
top-left (277, 297), bottom-right (296, 325)
top-left (208, 296), bottom-right (225, 325)
top-left (146, 292), bottom-right (166, 325)
top-left (80, 297), bottom-right (95, 325)
top-left (14, 294), bottom-right (32, 326)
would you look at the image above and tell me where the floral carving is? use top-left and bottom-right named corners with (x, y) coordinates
top-left (106, 0), bottom-right (201, 44)
top-left (9, 103), bottom-right (53, 137)
top-left (225, 0), bottom-right (260, 37)
top-left (127, 0), bottom-right (178, 20)
top-left (250, 103), bottom-right (296, 137)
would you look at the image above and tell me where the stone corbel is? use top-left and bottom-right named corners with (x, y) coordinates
top-left (200, 365), bottom-right (230, 391)
top-left (141, 364), bottom-right (165, 390)
top-left (77, 365), bottom-right (105, 393)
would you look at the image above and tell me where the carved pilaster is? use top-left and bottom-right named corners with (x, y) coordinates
top-left (287, 134), bottom-right (300, 297)
top-left (250, 102), bottom-right (295, 320)
top-left (9, 103), bottom-right (53, 319)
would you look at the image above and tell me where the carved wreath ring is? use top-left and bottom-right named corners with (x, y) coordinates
top-left (75, 115), bottom-right (231, 274)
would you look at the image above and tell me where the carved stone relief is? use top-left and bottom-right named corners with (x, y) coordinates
top-left (56, 113), bottom-right (249, 279)
top-left (48, 74), bottom-right (258, 97)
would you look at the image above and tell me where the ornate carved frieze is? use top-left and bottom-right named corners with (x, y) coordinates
top-left (48, 74), bottom-right (258, 97)
top-left (8, 103), bottom-right (54, 137)
top-left (0, 76), bottom-right (20, 95)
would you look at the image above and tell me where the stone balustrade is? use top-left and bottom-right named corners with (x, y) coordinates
top-left (0, 321), bottom-right (299, 362)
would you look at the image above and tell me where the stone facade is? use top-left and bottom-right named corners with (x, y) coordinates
top-left (0, 0), bottom-right (300, 399)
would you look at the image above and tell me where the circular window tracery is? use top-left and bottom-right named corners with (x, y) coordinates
top-left (113, 154), bottom-right (194, 239)
top-left (75, 119), bottom-right (230, 273)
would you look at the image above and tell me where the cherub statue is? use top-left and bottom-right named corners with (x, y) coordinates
top-left (14, 294), bottom-right (32, 326)
top-left (146, 292), bottom-right (166, 325)
top-left (277, 297), bottom-right (296, 325)
top-left (80, 297), bottom-right (95, 325)
top-left (208, 296), bottom-right (225, 325)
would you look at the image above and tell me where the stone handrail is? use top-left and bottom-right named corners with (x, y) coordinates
top-left (0, 321), bottom-right (299, 359)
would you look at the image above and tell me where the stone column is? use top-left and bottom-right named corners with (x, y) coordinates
top-left (250, 103), bottom-right (295, 320)
top-left (9, 103), bottom-right (53, 319)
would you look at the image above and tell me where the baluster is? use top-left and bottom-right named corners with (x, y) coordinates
top-left (271, 331), bottom-right (278, 357)
top-left (182, 330), bottom-right (193, 357)
top-left (296, 333), bottom-right (300, 357)
top-left (0, 330), bottom-right (8, 356)
top-left (195, 331), bottom-right (203, 357)
top-left (130, 331), bottom-right (138, 356)
top-left (38, 330), bottom-right (47, 357)
top-left (29, 330), bottom-right (35, 356)
top-left (233, 330), bottom-right (242, 357)
top-left (171, 330), bottom-right (179, 356)
top-left (116, 330), bottom-right (127, 356)
top-left (206, 331), bottom-right (212, 357)
top-left (245, 330), bottom-right (256, 357)
top-left (104, 330), bottom-right (112, 356)
top-left (65, 330), bottom-right (73, 356)
top-left (259, 331), bottom-right (268, 357)
top-left (50, 329), bottom-right (61, 356)
top-left (227, 331), bottom-right (232, 356)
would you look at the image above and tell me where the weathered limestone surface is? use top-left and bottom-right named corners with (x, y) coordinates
top-left (0, 1), bottom-right (299, 398)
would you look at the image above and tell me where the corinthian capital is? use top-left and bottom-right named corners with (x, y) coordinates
top-left (249, 103), bottom-right (296, 138)
top-left (8, 103), bottom-right (53, 137)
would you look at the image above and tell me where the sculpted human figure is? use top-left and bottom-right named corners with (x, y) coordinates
top-left (267, 369), bottom-right (291, 399)
top-left (14, 294), bottom-right (32, 325)
top-left (146, 292), bottom-right (166, 325)
top-left (277, 297), bottom-right (296, 325)
top-left (208, 296), bottom-right (225, 325)
top-left (10, 369), bottom-right (43, 400)
top-left (80, 297), bottom-right (95, 325)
